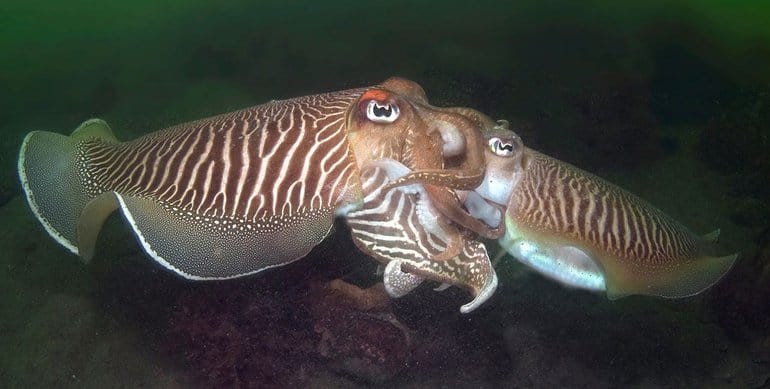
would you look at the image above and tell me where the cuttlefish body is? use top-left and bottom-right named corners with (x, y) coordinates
top-left (17, 77), bottom-right (493, 280)
top-left (347, 159), bottom-right (497, 313)
top-left (466, 128), bottom-right (738, 299)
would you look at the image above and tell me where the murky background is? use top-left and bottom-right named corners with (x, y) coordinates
top-left (2, 1), bottom-right (769, 387)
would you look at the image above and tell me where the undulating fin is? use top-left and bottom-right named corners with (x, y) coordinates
top-left (383, 260), bottom-right (424, 298)
top-left (70, 118), bottom-right (117, 141)
top-left (115, 194), bottom-right (336, 279)
top-left (604, 253), bottom-right (739, 300)
top-left (17, 119), bottom-right (116, 256)
top-left (77, 192), bottom-right (119, 261)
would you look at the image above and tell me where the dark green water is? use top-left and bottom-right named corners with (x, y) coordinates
top-left (2, 1), bottom-right (769, 387)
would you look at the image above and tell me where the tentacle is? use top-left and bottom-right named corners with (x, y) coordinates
top-left (382, 168), bottom-right (484, 191)
top-left (425, 184), bottom-right (504, 240)
top-left (380, 106), bottom-right (499, 238)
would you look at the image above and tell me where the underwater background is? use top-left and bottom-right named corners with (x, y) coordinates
top-left (2, 0), bottom-right (769, 387)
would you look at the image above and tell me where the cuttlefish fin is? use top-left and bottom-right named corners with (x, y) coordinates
top-left (383, 260), bottom-right (424, 298)
top-left (114, 194), bottom-right (335, 280)
top-left (17, 119), bottom-right (116, 258)
top-left (77, 192), bottom-right (119, 261)
top-left (401, 240), bottom-right (498, 313)
top-left (605, 253), bottom-right (739, 300)
top-left (70, 118), bottom-right (118, 141)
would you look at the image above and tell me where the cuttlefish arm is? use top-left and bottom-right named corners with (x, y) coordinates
top-left (346, 158), bottom-right (498, 313)
top-left (385, 171), bottom-right (505, 244)
top-left (364, 159), bottom-right (502, 262)
top-left (349, 79), bottom-right (503, 253)
top-left (384, 104), bottom-right (499, 190)
top-left (414, 116), bottom-right (508, 241)
top-left (425, 184), bottom-right (505, 241)
top-left (471, 129), bottom-right (738, 298)
top-left (378, 113), bottom-right (503, 240)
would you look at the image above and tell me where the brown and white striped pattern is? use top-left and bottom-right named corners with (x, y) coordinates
top-left (74, 88), bottom-right (367, 226)
top-left (510, 151), bottom-right (699, 265)
top-left (347, 166), bottom-right (497, 303)
top-left (347, 167), bottom-right (449, 263)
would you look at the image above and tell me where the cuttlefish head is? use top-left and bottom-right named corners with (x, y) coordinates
top-left (346, 77), bottom-right (494, 191)
top-left (346, 77), bottom-right (506, 241)
top-left (475, 125), bottom-right (528, 204)
top-left (460, 125), bottom-right (528, 230)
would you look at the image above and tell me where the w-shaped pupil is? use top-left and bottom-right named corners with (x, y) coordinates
top-left (498, 143), bottom-right (514, 152)
top-left (374, 104), bottom-right (393, 117)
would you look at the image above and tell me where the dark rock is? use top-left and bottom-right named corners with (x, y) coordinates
top-left (311, 281), bottom-right (410, 384)
top-left (163, 264), bottom-right (411, 387)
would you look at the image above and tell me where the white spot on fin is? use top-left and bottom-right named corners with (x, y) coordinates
top-left (383, 260), bottom-right (423, 298)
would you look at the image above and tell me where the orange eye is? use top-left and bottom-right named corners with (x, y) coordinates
top-left (360, 89), bottom-right (391, 102)
top-left (359, 89), bottom-right (400, 124)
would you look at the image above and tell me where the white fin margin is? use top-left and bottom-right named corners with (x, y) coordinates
top-left (18, 132), bottom-right (79, 255)
top-left (114, 193), bottom-right (300, 281)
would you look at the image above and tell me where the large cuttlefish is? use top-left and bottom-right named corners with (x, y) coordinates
top-left (464, 126), bottom-right (738, 299)
top-left (17, 78), bottom-right (495, 281)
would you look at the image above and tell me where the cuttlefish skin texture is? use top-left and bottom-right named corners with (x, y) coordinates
top-left (346, 158), bottom-right (497, 313)
top-left (473, 130), bottom-right (738, 299)
top-left (17, 78), bottom-right (492, 281)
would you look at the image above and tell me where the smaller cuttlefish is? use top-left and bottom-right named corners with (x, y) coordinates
top-left (346, 160), bottom-right (498, 313)
top-left (464, 126), bottom-right (738, 299)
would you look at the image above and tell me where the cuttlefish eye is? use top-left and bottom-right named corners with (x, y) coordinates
top-left (488, 137), bottom-right (516, 157)
top-left (365, 100), bottom-right (400, 123)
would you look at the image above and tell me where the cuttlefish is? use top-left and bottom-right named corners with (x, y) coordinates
top-left (346, 159), bottom-right (498, 313)
top-left (465, 126), bottom-right (738, 299)
top-left (17, 77), bottom-right (494, 280)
